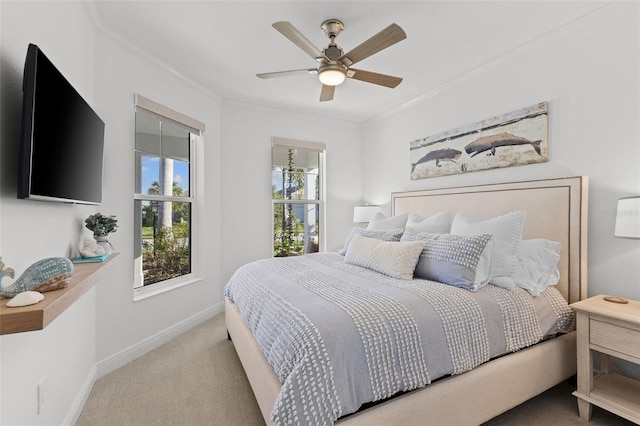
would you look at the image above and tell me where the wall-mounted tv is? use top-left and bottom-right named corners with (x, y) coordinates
top-left (18, 43), bottom-right (105, 205)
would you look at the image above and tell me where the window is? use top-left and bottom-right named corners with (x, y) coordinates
top-left (134, 95), bottom-right (204, 296)
top-left (272, 138), bottom-right (325, 257)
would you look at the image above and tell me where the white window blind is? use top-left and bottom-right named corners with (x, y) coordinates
top-left (135, 94), bottom-right (205, 136)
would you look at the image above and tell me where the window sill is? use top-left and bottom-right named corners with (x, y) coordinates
top-left (133, 275), bottom-right (203, 302)
top-left (0, 253), bottom-right (120, 335)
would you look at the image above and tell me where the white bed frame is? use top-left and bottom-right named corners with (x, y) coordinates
top-left (225, 176), bottom-right (589, 425)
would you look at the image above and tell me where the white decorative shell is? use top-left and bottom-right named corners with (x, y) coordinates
top-left (6, 291), bottom-right (44, 307)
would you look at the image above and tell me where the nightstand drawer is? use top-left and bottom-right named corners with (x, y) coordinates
top-left (590, 319), bottom-right (640, 359)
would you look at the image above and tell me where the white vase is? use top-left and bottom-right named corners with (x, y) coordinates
top-left (94, 236), bottom-right (113, 255)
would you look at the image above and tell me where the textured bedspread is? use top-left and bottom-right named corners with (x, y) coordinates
top-left (224, 253), bottom-right (574, 426)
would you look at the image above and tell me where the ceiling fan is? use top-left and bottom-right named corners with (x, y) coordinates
top-left (257, 19), bottom-right (407, 102)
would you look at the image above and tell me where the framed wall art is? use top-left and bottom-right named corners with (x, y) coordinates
top-left (410, 102), bottom-right (548, 180)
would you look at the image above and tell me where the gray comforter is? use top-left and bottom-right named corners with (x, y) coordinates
top-left (224, 253), bottom-right (574, 426)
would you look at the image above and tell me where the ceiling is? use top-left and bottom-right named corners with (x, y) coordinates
top-left (87, 1), bottom-right (609, 123)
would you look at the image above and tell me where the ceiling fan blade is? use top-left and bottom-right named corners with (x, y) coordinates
top-left (319, 84), bottom-right (335, 102)
top-left (257, 69), bottom-right (317, 79)
top-left (338, 23), bottom-right (406, 66)
top-left (348, 68), bottom-right (403, 88)
top-left (272, 21), bottom-right (329, 62)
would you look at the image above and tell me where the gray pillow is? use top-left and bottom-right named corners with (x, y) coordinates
top-left (405, 211), bottom-right (452, 233)
top-left (338, 227), bottom-right (404, 255)
top-left (401, 228), bottom-right (494, 291)
top-left (366, 212), bottom-right (409, 230)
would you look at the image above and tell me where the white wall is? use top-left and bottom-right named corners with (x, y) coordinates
top-left (1, 288), bottom-right (98, 425)
top-left (92, 35), bottom-right (223, 366)
top-left (0, 2), bottom-right (100, 424)
top-left (362, 2), bottom-right (640, 302)
top-left (0, 2), bottom-right (98, 269)
top-left (220, 101), bottom-right (363, 284)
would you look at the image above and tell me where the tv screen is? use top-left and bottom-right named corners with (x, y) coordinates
top-left (18, 43), bottom-right (105, 205)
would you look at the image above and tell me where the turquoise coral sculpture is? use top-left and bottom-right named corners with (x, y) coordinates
top-left (0, 257), bottom-right (74, 298)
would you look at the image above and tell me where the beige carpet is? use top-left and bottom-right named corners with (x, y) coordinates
top-left (78, 314), bottom-right (634, 426)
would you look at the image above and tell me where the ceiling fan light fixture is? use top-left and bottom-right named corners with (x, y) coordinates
top-left (318, 63), bottom-right (347, 86)
top-left (261, 20), bottom-right (406, 101)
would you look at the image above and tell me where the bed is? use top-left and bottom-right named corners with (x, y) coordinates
top-left (225, 176), bottom-right (588, 425)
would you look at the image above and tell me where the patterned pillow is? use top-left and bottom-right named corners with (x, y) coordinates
top-left (366, 212), bottom-right (409, 230)
top-left (338, 227), bottom-right (404, 255)
top-left (344, 234), bottom-right (425, 280)
top-left (401, 228), bottom-right (494, 291)
top-left (450, 211), bottom-right (525, 290)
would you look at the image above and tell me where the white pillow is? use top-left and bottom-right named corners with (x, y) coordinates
top-left (513, 239), bottom-right (561, 296)
top-left (405, 211), bottom-right (452, 233)
top-left (401, 228), bottom-right (494, 291)
top-left (338, 228), bottom-right (404, 255)
top-left (451, 211), bottom-right (525, 290)
top-left (367, 212), bottom-right (409, 231)
top-left (344, 234), bottom-right (425, 280)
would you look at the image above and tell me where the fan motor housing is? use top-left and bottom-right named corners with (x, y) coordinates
top-left (321, 19), bottom-right (344, 40)
top-left (323, 45), bottom-right (343, 61)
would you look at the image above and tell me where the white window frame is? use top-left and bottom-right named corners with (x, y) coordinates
top-left (271, 137), bottom-right (326, 255)
top-left (133, 95), bottom-right (205, 301)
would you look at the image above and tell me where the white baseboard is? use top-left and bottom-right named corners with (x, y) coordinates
top-left (65, 364), bottom-right (97, 426)
top-left (67, 302), bottom-right (223, 423)
top-left (95, 302), bottom-right (223, 379)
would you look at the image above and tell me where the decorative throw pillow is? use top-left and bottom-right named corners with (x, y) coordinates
top-left (338, 228), bottom-right (404, 255)
top-left (366, 212), bottom-right (409, 231)
top-left (450, 211), bottom-right (525, 290)
top-left (513, 239), bottom-right (561, 296)
top-left (344, 234), bottom-right (425, 280)
top-left (405, 211), bottom-right (452, 234)
top-left (401, 228), bottom-right (494, 291)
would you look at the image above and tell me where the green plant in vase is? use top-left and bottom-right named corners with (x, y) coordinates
top-left (84, 213), bottom-right (118, 255)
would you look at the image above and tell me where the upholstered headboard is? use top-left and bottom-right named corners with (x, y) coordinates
top-left (392, 176), bottom-right (588, 303)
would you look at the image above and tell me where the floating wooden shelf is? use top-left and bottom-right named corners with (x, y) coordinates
top-left (0, 253), bottom-right (120, 335)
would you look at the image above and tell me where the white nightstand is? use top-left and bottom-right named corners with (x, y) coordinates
top-left (571, 295), bottom-right (640, 423)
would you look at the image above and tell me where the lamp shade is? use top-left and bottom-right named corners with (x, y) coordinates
top-left (353, 205), bottom-right (379, 223)
top-left (614, 196), bottom-right (640, 238)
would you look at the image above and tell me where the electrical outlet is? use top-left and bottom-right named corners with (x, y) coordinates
top-left (37, 377), bottom-right (47, 415)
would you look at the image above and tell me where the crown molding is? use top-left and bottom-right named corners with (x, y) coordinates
top-left (80, 0), bottom-right (222, 103)
top-left (222, 98), bottom-right (361, 128)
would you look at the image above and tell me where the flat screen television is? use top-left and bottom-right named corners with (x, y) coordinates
top-left (18, 43), bottom-right (105, 205)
